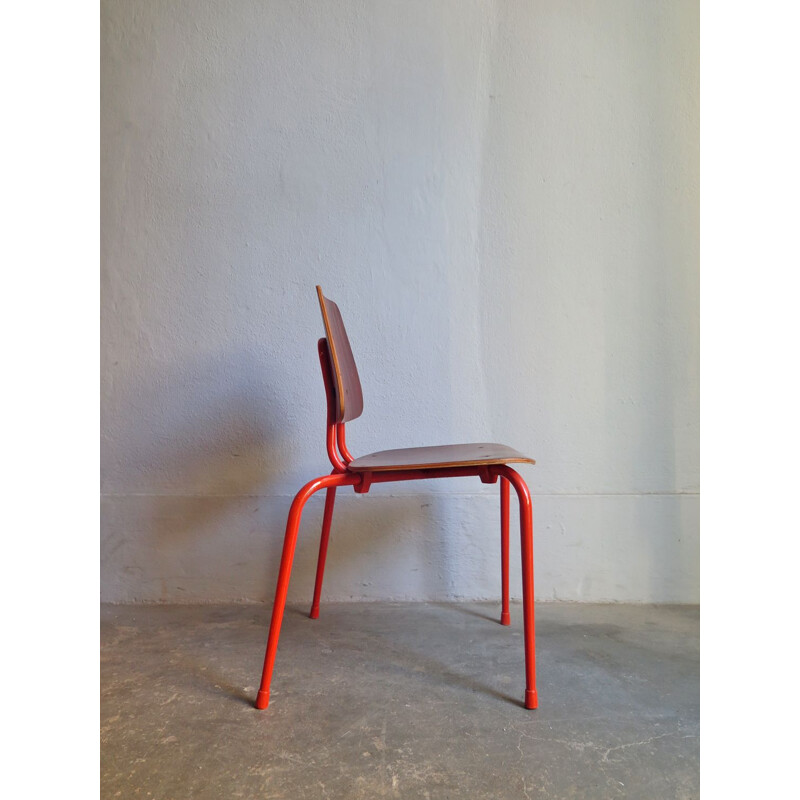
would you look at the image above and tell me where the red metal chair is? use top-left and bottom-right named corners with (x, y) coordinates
top-left (255, 286), bottom-right (538, 710)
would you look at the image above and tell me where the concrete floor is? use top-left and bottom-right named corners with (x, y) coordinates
top-left (101, 602), bottom-right (699, 799)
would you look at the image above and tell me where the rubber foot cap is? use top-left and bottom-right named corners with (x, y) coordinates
top-left (500, 611), bottom-right (511, 626)
top-left (255, 689), bottom-right (270, 710)
top-left (525, 689), bottom-right (538, 710)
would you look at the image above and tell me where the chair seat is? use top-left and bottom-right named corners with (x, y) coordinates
top-left (347, 443), bottom-right (535, 472)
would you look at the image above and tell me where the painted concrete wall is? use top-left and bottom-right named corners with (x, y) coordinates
top-left (101, 0), bottom-right (699, 603)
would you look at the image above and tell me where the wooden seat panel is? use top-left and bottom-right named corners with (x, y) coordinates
top-left (347, 443), bottom-right (535, 472)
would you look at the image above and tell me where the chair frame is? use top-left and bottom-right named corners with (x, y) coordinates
top-left (255, 319), bottom-right (538, 711)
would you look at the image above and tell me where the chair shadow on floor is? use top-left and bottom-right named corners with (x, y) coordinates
top-left (261, 601), bottom-right (523, 710)
top-left (439, 602), bottom-right (507, 624)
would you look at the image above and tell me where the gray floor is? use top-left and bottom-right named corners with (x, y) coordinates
top-left (101, 602), bottom-right (699, 799)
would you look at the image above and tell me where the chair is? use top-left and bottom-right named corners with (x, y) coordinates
top-left (255, 286), bottom-right (538, 710)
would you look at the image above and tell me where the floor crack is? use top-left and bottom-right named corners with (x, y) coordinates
top-left (601, 731), bottom-right (680, 762)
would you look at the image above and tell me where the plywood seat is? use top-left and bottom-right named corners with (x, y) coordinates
top-left (348, 443), bottom-right (535, 472)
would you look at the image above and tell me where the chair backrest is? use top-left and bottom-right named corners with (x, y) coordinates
top-left (316, 286), bottom-right (364, 423)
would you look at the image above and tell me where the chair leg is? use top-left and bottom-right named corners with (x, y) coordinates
top-left (518, 485), bottom-right (538, 709)
top-left (309, 486), bottom-right (337, 619)
top-left (255, 473), bottom-right (356, 710)
top-left (497, 466), bottom-right (538, 710)
top-left (500, 477), bottom-right (511, 626)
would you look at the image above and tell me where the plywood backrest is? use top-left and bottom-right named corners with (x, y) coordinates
top-left (316, 286), bottom-right (364, 423)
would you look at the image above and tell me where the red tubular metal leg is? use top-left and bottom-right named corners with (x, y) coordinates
top-left (255, 473), bottom-right (358, 710)
top-left (500, 477), bottom-right (511, 626)
top-left (309, 486), bottom-right (337, 619)
top-left (495, 466), bottom-right (537, 709)
top-left (255, 462), bottom-right (535, 710)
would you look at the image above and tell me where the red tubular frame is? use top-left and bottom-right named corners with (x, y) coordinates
top-left (255, 339), bottom-right (537, 711)
top-left (500, 476), bottom-right (511, 626)
top-left (309, 485), bottom-right (336, 620)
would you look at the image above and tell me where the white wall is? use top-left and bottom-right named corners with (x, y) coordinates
top-left (101, 0), bottom-right (699, 603)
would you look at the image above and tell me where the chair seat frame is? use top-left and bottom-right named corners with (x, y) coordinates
top-left (255, 339), bottom-right (538, 710)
